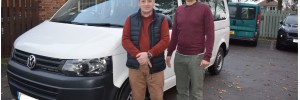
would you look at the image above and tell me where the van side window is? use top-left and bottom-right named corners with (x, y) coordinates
top-left (241, 7), bottom-right (255, 20)
top-left (200, 0), bottom-right (226, 21)
top-left (155, 0), bottom-right (178, 24)
top-left (215, 1), bottom-right (226, 21)
top-left (229, 5), bottom-right (237, 18)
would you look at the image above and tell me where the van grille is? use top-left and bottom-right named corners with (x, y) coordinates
top-left (8, 72), bottom-right (58, 99)
top-left (11, 49), bottom-right (65, 73)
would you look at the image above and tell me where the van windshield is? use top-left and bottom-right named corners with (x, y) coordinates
top-left (51, 0), bottom-right (139, 27)
top-left (51, 0), bottom-right (177, 27)
top-left (285, 15), bottom-right (298, 25)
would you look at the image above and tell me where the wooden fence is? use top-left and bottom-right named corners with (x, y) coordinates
top-left (259, 10), bottom-right (297, 39)
top-left (1, 0), bottom-right (39, 58)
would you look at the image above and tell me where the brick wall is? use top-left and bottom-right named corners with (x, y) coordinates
top-left (38, 0), bottom-right (67, 22)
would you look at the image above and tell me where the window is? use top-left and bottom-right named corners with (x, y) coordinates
top-left (268, 6), bottom-right (276, 11)
top-left (203, 0), bottom-right (216, 20)
top-left (155, 0), bottom-right (178, 23)
top-left (201, 0), bottom-right (226, 21)
top-left (214, 0), bottom-right (226, 21)
top-left (229, 5), bottom-right (237, 18)
top-left (240, 7), bottom-right (255, 20)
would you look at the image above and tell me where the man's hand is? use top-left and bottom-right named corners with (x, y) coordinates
top-left (136, 52), bottom-right (149, 65)
top-left (200, 60), bottom-right (209, 68)
top-left (166, 56), bottom-right (171, 68)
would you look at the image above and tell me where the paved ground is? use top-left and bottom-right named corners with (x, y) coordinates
top-left (164, 39), bottom-right (298, 100)
top-left (1, 39), bottom-right (298, 100)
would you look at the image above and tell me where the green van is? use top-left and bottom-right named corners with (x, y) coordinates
top-left (228, 2), bottom-right (261, 46)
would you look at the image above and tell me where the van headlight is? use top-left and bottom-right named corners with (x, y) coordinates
top-left (62, 56), bottom-right (112, 77)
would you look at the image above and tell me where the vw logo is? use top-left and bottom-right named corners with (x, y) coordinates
top-left (27, 55), bottom-right (36, 69)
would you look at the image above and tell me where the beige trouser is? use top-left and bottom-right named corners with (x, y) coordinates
top-left (129, 64), bottom-right (164, 100)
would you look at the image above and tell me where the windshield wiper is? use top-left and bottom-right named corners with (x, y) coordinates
top-left (51, 20), bottom-right (86, 25)
top-left (51, 21), bottom-right (123, 27)
top-left (85, 23), bottom-right (123, 27)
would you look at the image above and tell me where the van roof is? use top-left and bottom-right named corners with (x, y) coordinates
top-left (228, 2), bottom-right (259, 7)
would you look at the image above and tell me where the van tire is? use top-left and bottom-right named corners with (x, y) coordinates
top-left (116, 80), bottom-right (151, 100)
top-left (116, 81), bottom-right (132, 100)
top-left (251, 40), bottom-right (258, 47)
top-left (208, 48), bottom-right (224, 75)
top-left (276, 37), bottom-right (283, 50)
top-left (276, 41), bottom-right (283, 50)
top-left (251, 33), bottom-right (259, 47)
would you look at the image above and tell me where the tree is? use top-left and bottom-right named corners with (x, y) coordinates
top-left (282, 0), bottom-right (298, 11)
top-left (290, 0), bottom-right (298, 11)
top-left (278, 0), bottom-right (283, 10)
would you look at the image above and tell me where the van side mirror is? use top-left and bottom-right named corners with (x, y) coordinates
top-left (279, 21), bottom-right (283, 24)
top-left (165, 16), bottom-right (173, 29)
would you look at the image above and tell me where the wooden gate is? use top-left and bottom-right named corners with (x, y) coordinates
top-left (1, 0), bottom-right (39, 58)
top-left (259, 10), bottom-right (297, 39)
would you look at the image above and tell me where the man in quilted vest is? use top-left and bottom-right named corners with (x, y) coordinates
top-left (121, 0), bottom-right (170, 99)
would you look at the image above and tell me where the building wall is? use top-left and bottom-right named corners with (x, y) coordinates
top-left (38, 0), bottom-right (67, 22)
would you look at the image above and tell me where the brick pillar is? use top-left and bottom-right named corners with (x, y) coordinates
top-left (38, 0), bottom-right (67, 23)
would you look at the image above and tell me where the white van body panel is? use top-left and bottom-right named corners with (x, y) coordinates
top-left (14, 21), bottom-right (125, 59)
top-left (11, 0), bottom-right (230, 97)
top-left (209, 0), bottom-right (230, 66)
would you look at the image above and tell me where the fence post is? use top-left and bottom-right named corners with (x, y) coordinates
top-left (32, 0), bottom-right (39, 27)
top-left (9, 0), bottom-right (15, 57)
top-left (26, 0), bottom-right (31, 31)
top-left (271, 11), bottom-right (276, 38)
top-left (2, 0), bottom-right (10, 58)
top-left (259, 10), bottom-right (262, 38)
top-left (15, 0), bottom-right (21, 39)
top-left (21, 0), bottom-right (26, 33)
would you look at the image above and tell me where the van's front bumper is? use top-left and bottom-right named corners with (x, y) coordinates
top-left (7, 60), bottom-right (119, 100)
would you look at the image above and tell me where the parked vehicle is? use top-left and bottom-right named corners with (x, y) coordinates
top-left (7, 0), bottom-right (230, 100)
top-left (228, 2), bottom-right (261, 46)
top-left (276, 14), bottom-right (298, 49)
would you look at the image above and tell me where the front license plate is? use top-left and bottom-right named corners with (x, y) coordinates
top-left (293, 39), bottom-right (298, 43)
top-left (18, 91), bottom-right (38, 100)
top-left (230, 31), bottom-right (235, 35)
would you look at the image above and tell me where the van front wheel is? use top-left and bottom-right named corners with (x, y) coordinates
top-left (116, 80), bottom-right (151, 100)
top-left (208, 48), bottom-right (224, 75)
top-left (116, 81), bottom-right (132, 100)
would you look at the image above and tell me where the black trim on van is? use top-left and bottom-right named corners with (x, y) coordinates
top-left (7, 60), bottom-right (119, 100)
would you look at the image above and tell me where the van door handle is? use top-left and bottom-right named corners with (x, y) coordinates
top-left (233, 20), bottom-right (236, 25)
